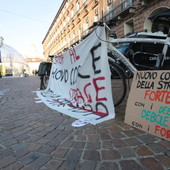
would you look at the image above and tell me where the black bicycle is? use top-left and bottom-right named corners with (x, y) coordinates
top-left (38, 62), bottom-right (52, 90)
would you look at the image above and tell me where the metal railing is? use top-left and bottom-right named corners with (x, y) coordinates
top-left (103, 0), bottom-right (136, 23)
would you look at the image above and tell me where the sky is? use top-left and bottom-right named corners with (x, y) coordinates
top-left (0, 0), bottom-right (63, 57)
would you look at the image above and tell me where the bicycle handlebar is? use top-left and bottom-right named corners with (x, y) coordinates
top-left (89, 21), bottom-right (104, 29)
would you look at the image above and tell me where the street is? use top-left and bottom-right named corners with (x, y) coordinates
top-left (0, 76), bottom-right (169, 170)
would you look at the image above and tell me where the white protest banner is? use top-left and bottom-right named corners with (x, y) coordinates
top-left (36, 27), bottom-right (115, 125)
top-left (125, 71), bottom-right (170, 141)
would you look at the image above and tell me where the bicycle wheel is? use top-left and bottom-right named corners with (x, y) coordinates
top-left (108, 59), bottom-right (127, 107)
top-left (42, 73), bottom-right (49, 89)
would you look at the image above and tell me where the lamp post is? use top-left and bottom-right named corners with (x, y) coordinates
top-left (0, 37), bottom-right (3, 62)
top-left (0, 37), bottom-right (4, 78)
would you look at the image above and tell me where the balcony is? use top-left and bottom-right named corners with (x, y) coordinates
top-left (103, 0), bottom-right (136, 24)
top-left (91, 0), bottom-right (99, 9)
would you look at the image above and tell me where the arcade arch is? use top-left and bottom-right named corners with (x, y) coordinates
top-left (144, 7), bottom-right (170, 34)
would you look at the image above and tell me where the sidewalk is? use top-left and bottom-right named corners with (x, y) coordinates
top-left (0, 76), bottom-right (169, 170)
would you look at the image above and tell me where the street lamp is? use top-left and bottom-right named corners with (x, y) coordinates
top-left (0, 36), bottom-right (4, 62)
top-left (0, 37), bottom-right (4, 78)
top-left (0, 37), bottom-right (3, 47)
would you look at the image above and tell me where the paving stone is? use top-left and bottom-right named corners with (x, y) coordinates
top-left (123, 130), bottom-right (137, 137)
top-left (2, 161), bottom-right (24, 170)
top-left (101, 140), bottom-right (113, 149)
top-left (31, 154), bottom-right (52, 168)
top-left (137, 134), bottom-right (158, 143)
top-left (156, 155), bottom-right (170, 168)
top-left (27, 143), bottom-right (42, 152)
top-left (2, 138), bottom-right (18, 147)
top-left (101, 150), bottom-right (121, 160)
top-left (48, 133), bottom-right (70, 146)
top-left (166, 151), bottom-right (170, 157)
top-left (36, 138), bottom-right (51, 145)
top-left (38, 145), bottom-right (56, 154)
top-left (119, 160), bottom-right (143, 170)
top-left (87, 134), bottom-right (100, 141)
top-left (66, 149), bottom-right (83, 160)
top-left (0, 155), bottom-right (17, 169)
top-left (86, 142), bottom-right (100, 150)
top-left (19, 152), bottom-right (40, 165)
top-left (11, 142), bottom-right (29, 152)
top-left (45, 160), bottom-right (63, 170)
top-left (58, 160), bottom-right (78, 170)
top-left (76, 161), bottom-right (97, 170)
top-left (108, 125), bottom-right (122, 132)
top-left (147, 143), bottom-right (167, 153)
top-left (124, 137), bottom-right (142, 146)
top-left (60, 140), bottom-right (75, 148)
top-left (110, 132), bottom-right (126, 138)
top-left (73, 141), bottom-right (86, 150)
top-left (14, 148), bottom-right (30, 159)
top-left (112, 139), bottom-right (128, 148)
top-left (25, 135), bottom-right (41, 143)
top-left (52, 148), bottom-right (69, 158)
top-left (100, 133), bottom-right (111, 140)
top-left (15, 133), bottom-right (30, 141)
top-left (73, 129), bottom-right (84, 135)
top-left (98, 162), bottom-right (119, 170)
top-left (134, 145), bottom-right (153, 156)
top-left (34, 131), bottom-right (49, 138)
top-left (21, 164), bottom-right (39, 170)
top-left (41, 131), bottom-right (59, 140)
top-left (158, 140), bottom-right (170, 149)
top-left (0, 134), bottom-right (14, 141)
top-left (132, 128), bottom-right (146, 135)
top-left (83, 150), bottom-right (101, 161)
top-left (0, 148), bottom-right (13, 159)
top-left (140, 157), bottom-right (164, 170)
top-left (77, 135), bottom-right (86, 141)
top-left (117, 122), bottom-right (132, 130)
top-left (118, 147), bottom-right (136, 158)
top-left (84, 127), bottom-right (96, 135)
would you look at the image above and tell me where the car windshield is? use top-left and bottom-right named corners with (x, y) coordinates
top-left (115, 43), bottom-right (130, 54)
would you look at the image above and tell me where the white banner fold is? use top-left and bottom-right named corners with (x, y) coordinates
top-left (36, 27), bottom-right (115, 125)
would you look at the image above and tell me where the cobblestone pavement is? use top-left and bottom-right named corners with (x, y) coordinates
top-left (0, 76), bottom-right (169, 170)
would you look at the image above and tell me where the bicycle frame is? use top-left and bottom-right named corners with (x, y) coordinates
top-left (102, 23), bottom-right (170, 73)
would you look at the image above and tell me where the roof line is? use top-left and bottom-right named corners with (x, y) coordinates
top-left (42, 0), bottom-right (66, 44)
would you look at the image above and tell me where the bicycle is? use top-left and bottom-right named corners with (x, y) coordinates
top-left (38, 62), bottom-right (52, 90)
top-left (41, 22), bottom-right (170, 107)
top-left (89, 21), bottom-right (170, 106)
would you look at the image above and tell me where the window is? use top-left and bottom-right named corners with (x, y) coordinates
top-left (86, 17), bottom-right (89, 27)
top-left (124, 19), bottom-right (134, 35)
top-left (108, 2), bottom-right (114, 12)
top-left (93, 16), bottom-right (98, 22)
top-left (76, 1), bottom-right (80, 11)
top-left (94, 8), bottom-right (98, 16)
top-left (83, 0), bottom-right (88, 5)
top-left (78, 24), bottom-right (81, 40)
top-left (108, 2), bottom-right (114, 19)
top-left (107, 0), bottom-right (112, 5)
top-left (73, 30), bottom-right (76, 40)
top-left (71, 8), bottom-right (74, 18)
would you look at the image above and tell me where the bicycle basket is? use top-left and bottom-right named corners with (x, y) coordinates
top-left (38, 62), bottom-right (51, 76)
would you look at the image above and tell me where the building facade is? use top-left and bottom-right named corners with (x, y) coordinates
top-left (42, 0), bottom-right (170, 59)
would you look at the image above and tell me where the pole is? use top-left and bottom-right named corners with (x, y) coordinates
top-left (0, 37), bottom-right (4, 78)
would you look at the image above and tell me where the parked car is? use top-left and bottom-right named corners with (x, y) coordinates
top-left (114, 31), bottom-right (170, 70)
